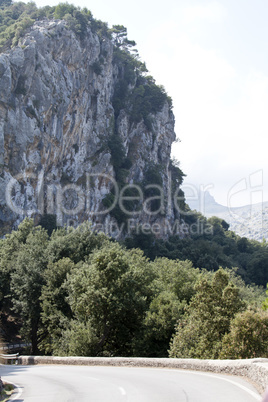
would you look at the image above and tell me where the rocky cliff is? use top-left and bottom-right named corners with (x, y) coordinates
top-left (0, 14), bottom-right (183, 237)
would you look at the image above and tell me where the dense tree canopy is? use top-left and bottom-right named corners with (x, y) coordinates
top-left (169, 269), bottom-right (245, 359)
top-left (220, 309), bottom-right (268, 359)
top-left (52, 244), bottom-right (154, 356)
top-left (0, 219), bottom-right (266, 358)
top-left (125, 215), bottom-right (268, 287)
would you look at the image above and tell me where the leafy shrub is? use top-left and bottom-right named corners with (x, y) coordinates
top-left (169, 269), bottom-right (245, 359)
top-left (0, 2), bottom-right (95, 50)
top-left (220, 309), bottom-right (268, 358)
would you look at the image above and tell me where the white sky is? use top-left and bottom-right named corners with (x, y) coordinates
top-left (23, 0), bottom-right (268, 207)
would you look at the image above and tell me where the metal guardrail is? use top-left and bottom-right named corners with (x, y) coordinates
top-left (0, 353), bottom-right (19, 364)
top-left (0, 342), bottom-right (31, 351)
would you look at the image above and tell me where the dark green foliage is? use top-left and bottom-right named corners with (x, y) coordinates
top-left (143, 163), bottom-right (163, 186)
top-left (112, 47), bottom-right (138, 117)
top-left (39, 258), bottom-right (75, 354)
top-left (109, 25), bottom-right (136, 50)
top-left (1, 219), bottom-right (49, 354)
top-left (129, 78), bottom-right (168, 128)
top-left (0, 218), bottom-right (266, 358)
top-left (124, 230), bottom-right (157, 260)
top-left (53, 243), bottom-right (154, 356)
top-left (169, 269), bottom-right (245, 359)
top-left (0, 218), bottom-right (34, 312)
top-left (46, 222), bottom-right (108, 264)
top-left (15, 75), bottom-right (26, 95)
top-left (126, 213), bottom-right (268, 287)
top-left (108, 133), bottom-right (126, 172)
top-left (39, 214), bottom-right (57, 236)
top-left (0, 220), bottom-right (109, 354)
top-left (0, 1), bottom-right (12, 9)
top-left (170, 158), bottom-right (186, 187)
top-left (142, 163), bottom-right (164, 214)
top-left (54, 2), bottom-right (77, 19)
top-left (63, 9), bottom-right (90, 40)
top-left (263, 283), bottom-right (268, 310)
top-left (220, 309), bottom-right (268, 359)
top-left (104, 132), bottom-right (137, 225)
top-left (136, 258), bottom-right (200, 357)
top-left (111, 34), bottom-right (170, 127)
top-left (112, 48), bottom-right (170, 126)
top-left (170, 157), bottom-right (186, 214)
top-left (0, 1), bottom-right (101, 50)
top-left (90, 18), bottom-right (110, 40)
top-left (0, 2), bottom-right (37, 49)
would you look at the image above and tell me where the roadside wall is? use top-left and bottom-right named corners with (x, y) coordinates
top-left (18, 356), bottom-right (268, 394)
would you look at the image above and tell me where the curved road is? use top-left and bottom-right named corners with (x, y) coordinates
top-left (0, 364), bottom-right (262, 401)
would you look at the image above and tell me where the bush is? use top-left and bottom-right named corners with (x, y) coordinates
top-left (220, 309), bottom-right (268, 359)
top-left (169, 269), bottom-right (245, 359)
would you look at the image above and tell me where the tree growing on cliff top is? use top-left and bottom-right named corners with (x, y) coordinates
top-left (110, 24), bottom-right (136, 50)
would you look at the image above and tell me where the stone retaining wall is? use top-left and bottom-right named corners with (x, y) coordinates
top-left (18, 356), bottom-right (268, 394)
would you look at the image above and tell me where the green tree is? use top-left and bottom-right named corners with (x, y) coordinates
top-left (39, 258), bottom-right (75, 354)
top-left (54, 2), bottom-right (77, 19)
top-left (220, 309), bottom-right (268, 359)
top-left (54, 320), bottom-right (99, 356)
top-left (140, 291), bottom-right (185, 357)
top-left (0, 218), bottom-right (35, 312)
top-left (247, 249), bottom-right (268, 286)
top-left (46, 222), bottom-right (108, 264)
top-left (54, 243), bottom-right (153, 356)
top-left (263, 283), bottom-right (268, 310)
top-left (110, 25), bottom-right (136, 50)
top-left (9, 224), bottom-right (49, 354)
top-left (169, 269), bottom-right (245, 359)
top-left (135, 258), bottom-right (200, 357)
top-left (0, 0), bottom-right (12, 9)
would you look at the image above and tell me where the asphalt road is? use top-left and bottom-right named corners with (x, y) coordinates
top-left (0, 364), bottom-right (263, 401)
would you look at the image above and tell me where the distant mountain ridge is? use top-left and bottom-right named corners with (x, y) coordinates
top-left (187, 191), bottom-right (268, 242)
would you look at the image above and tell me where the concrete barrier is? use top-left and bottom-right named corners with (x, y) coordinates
top-left (18, 356), bottom-right (268, 394)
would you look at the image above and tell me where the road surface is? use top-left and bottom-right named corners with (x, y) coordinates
top-left (0, 364), bottom-right (262, 401)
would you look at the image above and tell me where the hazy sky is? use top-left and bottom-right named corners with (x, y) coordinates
top-left (23, 0), bottom-right (268, 207)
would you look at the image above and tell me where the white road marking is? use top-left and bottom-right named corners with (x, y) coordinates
top-left (87, 376), bottom-right (100, 381)
top-left (167, 369), bottom-right (262, 401)
top-left (119, 386), bottom-right (127, 396)
top-left (2, 379), bottom-right (23, 401)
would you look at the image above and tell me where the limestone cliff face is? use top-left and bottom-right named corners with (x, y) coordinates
top-left (0, 19), bottom-right (180, 237)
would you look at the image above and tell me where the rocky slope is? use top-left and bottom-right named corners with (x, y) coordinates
top-left (0, 17), bottom-right (181, 237)
top-left (187, 191), bottom-right (268, 242)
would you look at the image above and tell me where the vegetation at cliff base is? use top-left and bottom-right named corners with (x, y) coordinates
top-left (0, 218), bottom-right (267, 359)
top-left (125, 213), bottom-right (268, 288)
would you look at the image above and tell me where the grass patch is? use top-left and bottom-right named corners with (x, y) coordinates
top-left (0, 383), bottom-right (14, 401)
